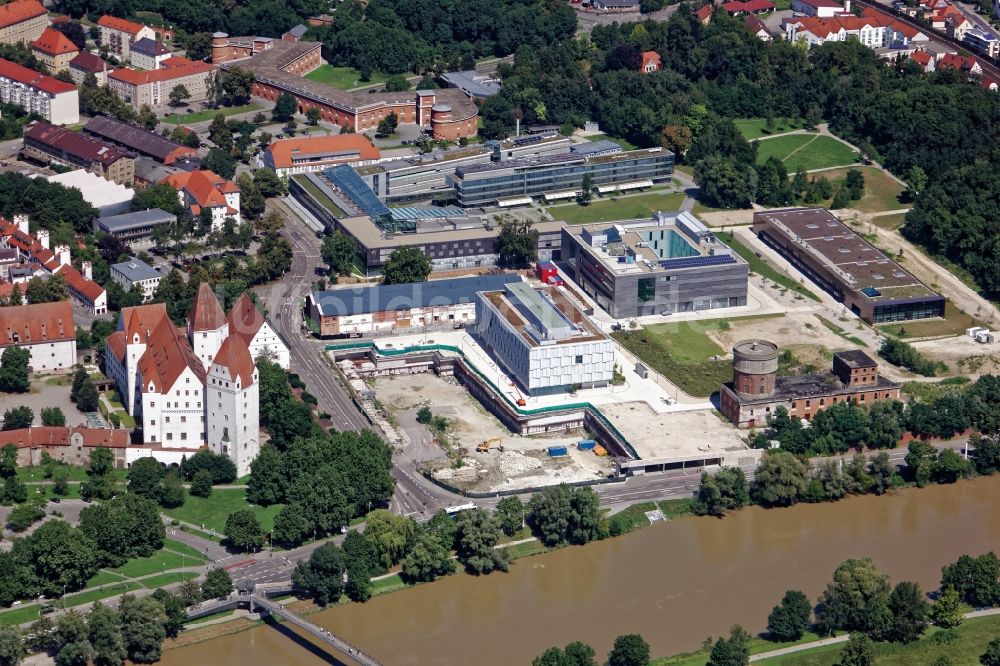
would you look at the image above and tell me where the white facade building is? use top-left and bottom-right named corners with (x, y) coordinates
top-left (0, 301), bottom-right (76, 373)
top-left (206, 335), bottom-right (260, 477)
top-left (110, 257), bottom-right (162, 302)
top-left (474, 282), bottom-right (614, 397)
top-left (0, 57), bottom-right (79, 125)
top-left (228, 293), bottom-right (290, 369)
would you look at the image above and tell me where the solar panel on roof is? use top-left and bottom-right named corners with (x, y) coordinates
top-left (659, 255), bottom-right (736, 270)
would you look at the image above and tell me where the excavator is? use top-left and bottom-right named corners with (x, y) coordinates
top-left (476, 438), bottom-right (505, 453)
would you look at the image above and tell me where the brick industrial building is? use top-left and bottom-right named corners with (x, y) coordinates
top-left (752, 208), bottom-right (944, 324)
top-left (719, 340), bottom-right (901, 428)
top-left (213, 36), bottom-right (479, 139)
top-left (0, 426), bottom-right (129, 468)
top-left (23, 120), bottom-right (134, 184)
top-left (84, 115), bottom-right (197, 165)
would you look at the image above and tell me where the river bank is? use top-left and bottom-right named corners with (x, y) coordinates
top-left (153, 475), bottom-right (1000, 665)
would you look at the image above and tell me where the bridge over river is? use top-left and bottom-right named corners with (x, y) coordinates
top-left (187, 585), bottom-right (382, 666)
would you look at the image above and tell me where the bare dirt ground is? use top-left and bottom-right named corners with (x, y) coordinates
top-left (373, 373), bottom-right (613, 493)
top-left (602, 403), bottom-right (746, 459)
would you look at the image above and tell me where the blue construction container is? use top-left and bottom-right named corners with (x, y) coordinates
top-left (577, 440), bottom-right (596, 451)
top-left (548, 446), bottom-right (569, 457)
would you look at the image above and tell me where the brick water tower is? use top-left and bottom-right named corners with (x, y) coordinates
top-left (732, 339), bottom-right (779, 398)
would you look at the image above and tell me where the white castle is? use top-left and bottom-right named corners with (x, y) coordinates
top-left (104, 285), bottom-right (289, 476)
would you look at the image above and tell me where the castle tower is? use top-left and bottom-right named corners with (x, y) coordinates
top-left (206, 335), bottom-right (259, 477)
top-left (732, 339), bottom-right (779, 398)
top-left (211, 32), bottom-right (229, 65)
top-left (187, 282), bottom-right (229, 369)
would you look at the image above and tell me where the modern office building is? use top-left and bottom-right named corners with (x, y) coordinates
top-left (450, 147), bottom-right (674, 208)
top-left (560, 211), bottom-right (749, 318)
top-left (474, 282), bottom-right (614, 397)
top-left (110, 256), bottom-right (162, 302)
top-left (93, 208), bottom-right (177, 246)
top-left (752, 208), bottom-right (944, 323)
top-left (307, 273), bottom-right (521, 337)
top-left (23, 121), bottom-right (133, 184)
top-left (719, 340), bottom-right (901, 428)
top-left (0, 59), bottom-right (79, 125)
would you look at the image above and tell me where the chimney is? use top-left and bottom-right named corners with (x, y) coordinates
top-left (55, 244), bottom-right (70, 266)
top-left (36, 229), bottom-right (49, 250)
top-left (13, 214), bottom-right (28, 235)
top-left (843, 0), bottom-right (851, 12)
top-left (82, 261), bottom-right (92, 280)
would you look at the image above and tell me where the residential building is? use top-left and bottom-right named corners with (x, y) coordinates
top-left (97, 15), bottom-right (155, 60)
top-left (306, 274), bottom-right (521, 337)
top-left (449, 147), bottom-right (675, 208)
top-left (720, 341), bottom-right (901, 428)
top-left (108, 56), bottom-right (215, 110)
top-left (227, 293), bottom-right (289, 368)
top-left (133, 156), bottom-right (201, 188)
top-left (936, 52), bottom-right (983, 74)
top-left (909, 49), bottom-right (935, 71)
top-left (696, 4), bottom-right (715, 23)
top-left (0, 426), bottom-right (128, 468)
top-left (963, 27), bottom-right (1000, 58)
top-left (214, 37), bottom-right (478, 139)
top-left (130, 37), bottom-right (172, 70)
top-left (791, 0), bottom-right (849, 16)
top-left (723, 0), bottom-right (776, 15)
top-left (58, 262), bottom-right (107, 315)
top-left (84, 115), bottom-right (197, 165)
top-left (161, 170), bottom-right (240, 230)
top-left (640, 51), bottom-right (662, 73)
top-left (105, 286), bottom-right (261, 475)
top-left (560, 211), bottom-right (749, 318)
top-left (110, 256), bottom-right (162, 301)
top-left (592, 0), bottom-right (641, 11)
top-left (23, 121), bottom-right (134, 185)
top-left (68, 51), bottom-right (110, 86)
top-left (93, 208), bottom-right (177, 246)
top-left (746, 15), bottom-right (774, 40)
top-left (439, 70), bottom-right (501, 100)
top-left (0, 301), bottom-right (76, 373)
top-left (0, 59), bottom-right (79, 125)
top-left (47, 169), bottom-right (134, 216)
top-left (0, 0), bottom-right (47, 46)
top-left (474, 282), bottom-right (614, 397)
top-left (263, 134), bottom-right (380, 178)
top-left (30, 28), bottom-right (79, 73)
top-left (753, 208), bottom-right (944, 323)
top-left (281, 24), bottom-right (308, 42)
top-left (783, 8), bottom-right (929, 48)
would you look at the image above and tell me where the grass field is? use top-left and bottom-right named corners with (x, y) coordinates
top-left (0, 605), bottom-right (39, 626)
top-left (292, 174), bottom-right (347, 218)
top-left (305, 65), bottom-right (392, 90)
top-left (547, 191), bottom-right (684, 225)
top-left (161, 489), bottom-right (283, 534)
top-left (142, 572), bottom-right (199, 589)
top-left (753, 616), bottom-right (1000, 665)
top-left (717, 231), bottom-right (820, 302)
top-left (652, 632), bottom-right (829, 666)
top-left (814, 167), bottom-right (905, 214)
top-left (165, 538), bottom-right (209, 560)
top-left (64, 582), bottom-right (143, 607)
top-left (878, 301), bottom-right (985, 339)
top-left (164, 103), bottom-right (262, 125)
top-left (735, 117), bottom-right (808, 140)
top-left (756, 134), bottom-right (859, 172)
top-left (871, 212), bottom-right (908, 230)
top-left (371, 574), bottom-right (407, 597)
top-left (109, 547), bottom-right (206, 579)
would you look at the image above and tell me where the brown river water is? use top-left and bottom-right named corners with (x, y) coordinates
top-left (158, 476), bottom-right (1000, 666)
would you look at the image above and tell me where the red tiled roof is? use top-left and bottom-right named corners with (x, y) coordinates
top-left (937, 53), bottom-right (978, 70)
top-left (227, 293), bottom-right (264, 343)
top-left (910, 50), bottom-right (932, 66)
top-left (56, 264), bottom-right (105, 303)
top-left (746, 14), bottom-right (770, 32)
top-left (0, 281), bottom-right (25, 301)
top-left (786, 8), bottom-right (926, 40)
top-left (109, 56), bottom-right (214, 86)
top-left (162, 170), bottom-right (238, 209)
top-left (24, 121), bottom-right (129, 167)
top-left (0, 426), bottom-right (129, 448)
top-left (0, 218), bottom-right (57, 268)
top-left (797, 0), bottom-right (843, 7)
top-left (188, 282), bottom-right (227, 332)
top-left (31, 28), bottom-right (79, 56)
top-left (69, 51), bottom-right (108, 73)
top-left (138, 316), bottom-right (205, 393)
top-left (105, 329), bottom-right (126, 362)
top-left (120, 303), bottom-right (168, 342)
top-left (696, 3), bottom-right (714, 20)
top-left (723, 0), bottom-right (775, 12)
top-left (0, 301), bottom-right (74, 345)
top-left (97, 15), bottom-right (146, 35)
top-left (640, 50), bottom-right (662, 70)
top-left (211, 334), bottom-right (255, 386)
top-left (0, 58), bottom-right (76, 95)
top-left (0, 0), bottom-right (46, 29)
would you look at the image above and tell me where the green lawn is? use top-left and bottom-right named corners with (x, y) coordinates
top-left (587, 134), bottom-right (638, 151)
top-left (106, 547), bottom-right (206, 580)
top-left (717, 231), bottom-right (820, 301)
top-left (815, 315), bottom-right (867, 347)
top-left (17, 466), bottom-right (126, 482)
top-left (165, 538), bottom-right (209, 561)
top-left (164, 103), bottom-right (263, 125)
top-left (653, 632), bottom-right (829, 666)
top-left (305, 65), bottom-right (392, 90)
top-left (756, 134), bottom-right (859, 172)
top-left (65, 582), bottom-right (143, 607)
top-left (871, 212), bottom-right (908, 230)
top-left (292, 173), bottom-right (347, 218)
top-left (878, 301), bottom-right (985, 339)
top-left (657, 498), bottom-right (694, 520)
top-left (371, 574), bottom-right (407, 597)
top-left (161, 488), bottom-right (283, 534)
top-left (504, 540), bottom-right (549, 559)
top-left (813, 166), bottom-right (906, 214)
top-left (547, 191), bottom-right (684, 225)
top-left (613, 321), bottom-right (731, 397)
top-left (186, 609), bottom-right (235, 625)
top-left (735, 117), bottom-right (808, 140)
top-left (754, 617), bottom-right (1000, 665)
top-left (142, 572), bottom-right (199, 589)
top-left (0, 605), bottom-right (39, 626)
